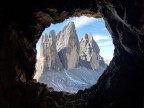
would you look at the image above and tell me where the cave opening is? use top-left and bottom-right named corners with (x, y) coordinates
top-left (34, 16), bottom-right (114, 93)
top-left (0, 0), bottom-right (143, 108)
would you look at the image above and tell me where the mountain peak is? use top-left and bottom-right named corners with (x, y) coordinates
top-left (38, 30), bottom-right (63, 72)
top-left (67, 21), bottom-right (75, 26)
top-left (62, 21), bottom-right (75, 31)
top-left (57, 21), bottom-right (79, 70)
top-left (37, 22), bottom-right (107, 72)
top-left (49, 30), bottom-right (55, 38)
top-left (57, 21), bottom-right (78, 51)
top-left (79, 33), bottom-right (100, 69)
top-left (41, 34), bottom-right (48, 43)
top-left (84, 32), bottom-right (94, 41)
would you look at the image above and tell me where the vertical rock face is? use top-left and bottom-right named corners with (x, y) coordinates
top-left (39, 30), bottom-right (63, 72)
top-left (79, 33), bottom-right (100, 70)
top-left (38, 22), bottom-right (103, 72)
top-left (56, 22), bottom-right (80, 70)
top-left (38, 34), bottom-right (48, 72)
top-left (38, 22), bottom-right (104, 72)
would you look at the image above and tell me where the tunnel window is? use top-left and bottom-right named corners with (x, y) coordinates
top-left (35, 16), bottom-right (114, 93)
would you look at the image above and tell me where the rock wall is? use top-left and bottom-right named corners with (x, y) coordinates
top-left (37, 22), bottom-right (101, 72)
top-left (80, 33), bottom-right (100, 69)
top-left (57, 22), bottom-right (80, 70)
top-left (38, 30), bottom-right (63, 72)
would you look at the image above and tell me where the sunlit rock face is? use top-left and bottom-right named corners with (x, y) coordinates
top-left (79, 33), bottom-right (100, 70)
top-left (39, 30), bottom-right (63, 72)
top-left (35, 22), bottom-right (107, 89)
top-left (56, 22), bottom-right (80, 70)
top-left (37, 22), bottom-right (103, 72)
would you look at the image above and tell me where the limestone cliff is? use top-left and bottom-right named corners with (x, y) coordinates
top-left (79, 33), bottom-right (100, 70)
top-left (37, 22), bottom-right (106, 72)
top-left (56, 22), bottom-right (80, 70)
top-left (38, 30), bottom-right (63, 72)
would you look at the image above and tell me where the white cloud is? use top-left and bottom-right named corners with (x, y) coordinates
top-left (104, 59), bottom-right (111, 65)
top-left (93, 35), bottom-right (111, 41)
top-left (64, 16), bottom-right (97, 28)
top-left (97, 41), bottom-right (113, 47)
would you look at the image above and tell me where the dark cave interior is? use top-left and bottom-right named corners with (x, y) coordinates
top-left (0, 0), bottom-right (144, 108)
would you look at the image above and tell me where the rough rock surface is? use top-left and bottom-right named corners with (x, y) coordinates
top-left (39, 30), bottom-right (63, 72)
top-left (0, 0), bottom-right (144, 108)
top-left (79, 33), bottom-right (100, 70)
top-left (56, 22), bottom-right (80, 70)
top-left (38, 23), bottom-right (101, 72)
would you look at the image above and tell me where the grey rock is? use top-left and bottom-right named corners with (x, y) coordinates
top-left (79, 33), bottom-right (100, 70)
top-left (56, 22), bottom-right (80, 70)
top-left (39, 30), bottom-right (63, 72)
top-left (37, 22), bottom-right (107, 73)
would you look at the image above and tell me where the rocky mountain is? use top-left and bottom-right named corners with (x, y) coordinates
top-left (56, 22), bottom-right (80, 70)
top-left (79, 33), bottom-right (100, 70)
top-left (38, 30), bottom-right (63, 72)
top-left (37, 21), bottom-right (107, 72)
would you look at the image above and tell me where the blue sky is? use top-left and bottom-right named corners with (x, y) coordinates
top-left (36, 16), bottom-right (114, 60)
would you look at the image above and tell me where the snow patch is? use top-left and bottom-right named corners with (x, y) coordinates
top-left (37, 67), bottom-right (105, 93)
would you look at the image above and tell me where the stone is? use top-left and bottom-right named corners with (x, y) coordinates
top-left (38, 30), bottom-right (63, 72)
top-left (37, 22), bottom-right (106, 73)
top-left (56, 22), bottom-right (80, 70)
top-left (79, 33), bottom-right (100, 70)
top-left (99, 56), bottom-right (107, 68)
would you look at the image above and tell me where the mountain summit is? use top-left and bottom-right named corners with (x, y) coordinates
top-left (56, 22), bottom-right (80, 70)
top-left (79, 33), bottom-right (100, 69)
top-left (37, 22), bottom-right (107, 72)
